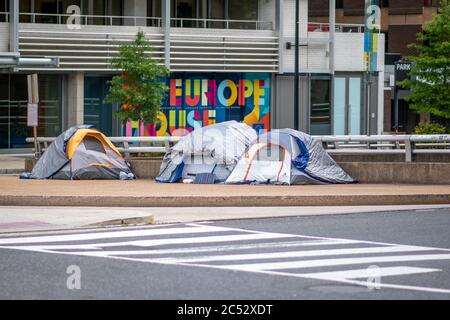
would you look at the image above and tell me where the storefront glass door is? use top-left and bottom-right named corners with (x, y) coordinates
top-left (84, 76), bottom-right (113, 136)
top-left (333, 76), bottom-right (363, 135)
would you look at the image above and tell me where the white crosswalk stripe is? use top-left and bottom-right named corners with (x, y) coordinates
top-left (0, 225), bottom-right (236, 245)
top-left (297, 267), bottom-right (441, 281)
top-left (150, 245), bottom-right (435, 264)
top-left (1, 222), bottom-right (450, 294)
top-left (211, 254), bottom-right (450, 271)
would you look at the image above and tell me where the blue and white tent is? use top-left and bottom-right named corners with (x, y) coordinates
top-left (226, 129), bottom-right (355, 185)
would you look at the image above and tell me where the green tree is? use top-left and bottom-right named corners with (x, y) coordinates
top-left (399, 0), bottom-right (450, 119)
top-left (104, 31), bottom-right (169, 124)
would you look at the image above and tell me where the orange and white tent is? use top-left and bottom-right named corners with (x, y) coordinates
top-left (226, 129), bottom-right (355, 185)
top-left (225, 142), bottom-right (291, 184)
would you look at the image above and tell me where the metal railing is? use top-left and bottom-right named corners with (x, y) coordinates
top-left (308, 22), bottom-right (376, 33)
top-left (18, 12), bottom-right (162, 27)
top-left (316, 135), bottom-right (450, 162)
top-left (3, 12), bottom-right (273, 30)
top-left (26, 134), bottom-right (450, 162)
top-left (26, 136), bottom-right (181, 159)
top-left (171, 17), bottom-right (273, 30)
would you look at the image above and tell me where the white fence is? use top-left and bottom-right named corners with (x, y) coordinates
top-left (26, 134), bottom-right (450, 162)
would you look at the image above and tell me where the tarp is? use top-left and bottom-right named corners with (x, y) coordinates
top-left (156, 121), bottom-right (257, 183)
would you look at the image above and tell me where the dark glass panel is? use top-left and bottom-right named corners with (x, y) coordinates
top-left (310, 78), bottom-right (331, 135)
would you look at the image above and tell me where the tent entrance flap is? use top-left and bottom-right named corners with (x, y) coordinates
top-left (66, 129), bottom-right (122, 160)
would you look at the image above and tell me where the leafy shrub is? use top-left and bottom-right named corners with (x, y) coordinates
top-left (413, 122), bottom-right (448, 134)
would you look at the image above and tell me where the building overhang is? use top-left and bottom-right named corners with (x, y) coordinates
top-left (0, 53), bottom-right (59, 69)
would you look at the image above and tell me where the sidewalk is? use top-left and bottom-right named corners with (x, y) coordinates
top-left (1, 205), bottom-right (450, 234)
top-left (0, 176), bottom-right (449, 207)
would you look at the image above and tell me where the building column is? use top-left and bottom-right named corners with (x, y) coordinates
top-left (67, 72), bottom-right (84, 127)
top-left (276, 0), bottom-right (283, 74)
top-left (377, 70), bottom-right (385, 134)
top-left (9, 0), bottom-right (18, 53)
top-left (123, 0), bottom-right (148, 26)
top-left (162, 0), bottom-right (171, 69)
top-left (329, 0), bottom-right (335, 74)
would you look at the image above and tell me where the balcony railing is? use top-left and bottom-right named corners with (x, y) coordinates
top-left (170, 17), bottom-right (273, 30)
top-left (308, 22), bottom-right (378, 33)
top-left (0, 12), bottom-right (273, 30)
top-left (18, 12), bottom-right (162, 27)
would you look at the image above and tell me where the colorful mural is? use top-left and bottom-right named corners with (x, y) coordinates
top-left (122, 73), bottom-right (271, 137)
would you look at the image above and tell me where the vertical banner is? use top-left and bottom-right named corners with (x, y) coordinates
top-left (27, 74), bottom-right (39, 127)
top-left (364, 0), bottom-right (381, 73)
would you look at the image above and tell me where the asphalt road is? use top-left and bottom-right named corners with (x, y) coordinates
top-left (1, 207), bottom-right (450, 300)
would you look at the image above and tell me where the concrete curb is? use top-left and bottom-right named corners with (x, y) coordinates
top-left (88, 215), bottom-right (155, 227)
top-left (0, 169), bottom-right (22, 175)
top-left (1, 194), bottom-right (449, 207)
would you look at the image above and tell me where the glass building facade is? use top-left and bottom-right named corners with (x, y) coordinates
top-left (84, 75), bottom-right (115, 136)
top-left (169, 0), bottom-right (258, 28)
top-left (16, 0), bottom-right (124, 24)
top-left (0, 74), bottom-right (63, 150)
top-left (310, 76), bottom-right (331, 135)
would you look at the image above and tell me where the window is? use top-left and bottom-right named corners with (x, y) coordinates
top-left (384, 32), bottom-right (389, 53)
top-left (424, 0), bottom-right (439, 7)
top-left (0, 74), bottom-right (9, 149)
top-left (172, 0), bottom-right (196, 27)
top-left (17, 0), bottom-right (123, 25)
top-left (389, 0), bottom-right (423, 15)
top-left (19, 0), bottom-right (31, 22)
top-left (0, 74), bottom-right (62, 150)
top-left (34, 0), bottom-right (58, 23)
top-left (0, 0), bottom-right (7, 22)
top-left (147, 0), bottom-right (161, 26)
top-left (228, 0), bottom-right (257, 29)
top-left (310, 77), bottom-right (331, 135)
top-left (208, 0), bottom-right (225, 28)
top-left (81, 0), bottom-right (123, 26)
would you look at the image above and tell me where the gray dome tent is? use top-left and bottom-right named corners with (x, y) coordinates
top-left (23, 125), bottom-right (135, 180)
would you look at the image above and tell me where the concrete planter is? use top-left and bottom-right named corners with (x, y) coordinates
top-left (24, 158), bottom-right (450, 184)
